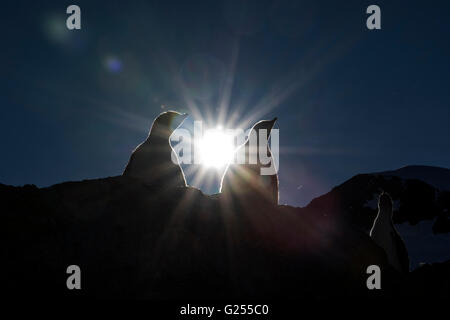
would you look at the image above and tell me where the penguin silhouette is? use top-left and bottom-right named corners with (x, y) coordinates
top-left (369, 192), bottom-right (409, 273)
top-left (220, 118), bottom-right (279, 205)
top-left (123, 110), bottom-right (188, 188)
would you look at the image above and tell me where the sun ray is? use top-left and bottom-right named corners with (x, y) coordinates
top-left (217, 39), bottom-right (240, 127)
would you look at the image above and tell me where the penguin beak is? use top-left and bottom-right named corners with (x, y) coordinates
top-left (262, 117), bottom-right (277, 139)
top-left (269, 117), bottom-right (277, 130)
top-left (179, 113), bottom-right (189, 122)
top-left (174, 113), bottom-right (188, 129)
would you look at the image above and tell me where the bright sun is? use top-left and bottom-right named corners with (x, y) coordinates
top-left (199, 128), bottom-right (234, 168)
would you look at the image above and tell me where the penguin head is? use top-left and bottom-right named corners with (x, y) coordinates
top-left (250, 117), bottom-right (277, 139)
top-left (378, 192), bottom-right (393, 214)
top-left (150, 110), bottom-right (188, 139)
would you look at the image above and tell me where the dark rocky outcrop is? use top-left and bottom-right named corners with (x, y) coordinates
top-left (0, 177), bottom-right (448, 300)
top-left (307, 167), bottom-right (450, 234)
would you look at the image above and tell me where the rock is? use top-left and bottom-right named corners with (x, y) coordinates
top-left (0, 177), bottom-right (447, 299)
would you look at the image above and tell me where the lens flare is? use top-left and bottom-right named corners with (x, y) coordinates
top-left (104, 56), bottom-right (123, 73)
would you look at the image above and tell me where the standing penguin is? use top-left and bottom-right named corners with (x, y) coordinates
top-left (220, 118), bottom-right (279, 205)
top-left (370, 192), bottom-right (409, 273)
top-left (123, 110), bottom-right (188, 188)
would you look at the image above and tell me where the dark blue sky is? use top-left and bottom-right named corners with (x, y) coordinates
top-left (1, 0), bottom-right (449, 206)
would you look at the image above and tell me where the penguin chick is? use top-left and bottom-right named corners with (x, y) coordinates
top-left (370, 192), bottom-right (410, 273)
top-left (220, 118), bottom-right (279, 205)
top-left (123, 110), bottom-right (188, 188)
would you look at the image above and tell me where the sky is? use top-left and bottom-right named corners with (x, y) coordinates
top-left (1, 0), bottom-right (450, 207)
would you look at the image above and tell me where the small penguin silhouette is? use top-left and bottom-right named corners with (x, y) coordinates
top-left (370, 192), bottom-right (409, 273)
top-left (123, 110), bottom-right (188, 188)
top-left (220, 118), bottom-right (279, 205)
